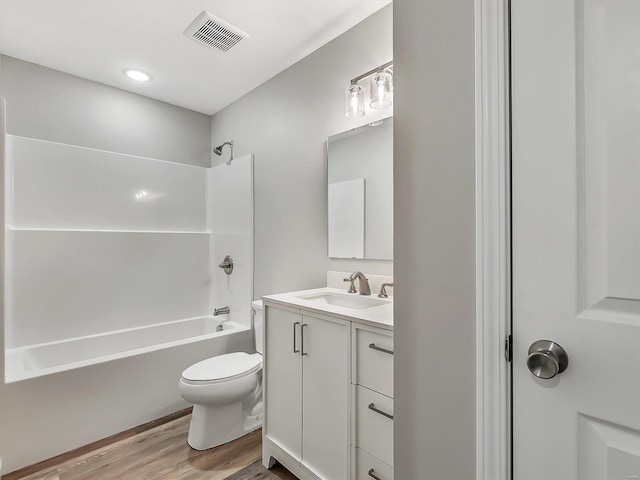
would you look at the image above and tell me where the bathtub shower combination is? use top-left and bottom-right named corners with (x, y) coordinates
top-left (4, 135), bottom-right (254, 383)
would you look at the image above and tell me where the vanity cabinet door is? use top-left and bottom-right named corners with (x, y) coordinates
top-left (264, 306), bottom-right (303, 461)
top-left (301, 314), bottom-right (350, 480)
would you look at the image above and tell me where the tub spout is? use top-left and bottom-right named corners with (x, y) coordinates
top-left (213, 306), bottom-right (230, 316)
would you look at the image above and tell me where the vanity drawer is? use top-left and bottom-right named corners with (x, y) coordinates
top-left (355, 385), bottom-right (393, 466)
top-left (354, 327), bottom-right (393, 397)
top-left (353, 447), bottom-right (394, 480)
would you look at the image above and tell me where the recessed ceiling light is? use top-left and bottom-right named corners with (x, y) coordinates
top-left (123, 69), bottom-right (151, 82)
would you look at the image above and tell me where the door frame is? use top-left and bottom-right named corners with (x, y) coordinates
top-left (474, 0), bottom-right (511, 479)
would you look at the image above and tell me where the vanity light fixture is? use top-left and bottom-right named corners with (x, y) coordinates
top-left (345, 84), bottom-right (365, 118)
top-left (344, 60), bottom-right (393, 118)
top-left (123, 69), bottom-right (151, 82)
top-left (370, 70), bottom-right (392, 109)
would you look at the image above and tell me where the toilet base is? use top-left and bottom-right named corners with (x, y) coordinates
top-left (187, 401), bottom-right (262, 450)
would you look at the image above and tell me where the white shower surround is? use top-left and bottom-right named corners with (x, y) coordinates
top-left (3, 135), bottom-right (254, 382)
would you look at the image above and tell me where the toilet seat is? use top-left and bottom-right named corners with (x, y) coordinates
top-left (181, 352), bottom-right (261, 384)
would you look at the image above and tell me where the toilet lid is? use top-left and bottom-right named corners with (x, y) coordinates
top-left (181, 352), bottom-right (262, 382)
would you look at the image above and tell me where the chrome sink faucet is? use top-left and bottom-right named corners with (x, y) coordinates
top-left (344, 271), bottom-right (371, 295)
top-left (378, 283), bottom-right (394, 298)
top-left (343, 276), bottom-right (357, 293)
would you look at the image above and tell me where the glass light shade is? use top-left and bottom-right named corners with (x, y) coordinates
top-left (345, 84), bottom-right (365, 118)
top-left (370, 71), bottom-right (392, 109)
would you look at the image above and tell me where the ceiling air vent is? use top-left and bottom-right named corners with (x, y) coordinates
top-left (184, 11), bottom-right (249, 53)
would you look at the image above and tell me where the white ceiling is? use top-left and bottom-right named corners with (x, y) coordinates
top-left (0, 0), bottom-right (391, 115)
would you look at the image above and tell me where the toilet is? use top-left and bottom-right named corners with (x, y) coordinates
top-left (179, 300), bottom-right (264, 450)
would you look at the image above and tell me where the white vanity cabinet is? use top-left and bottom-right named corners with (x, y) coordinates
top-left (263, 304), bottom-right (351, 480)
top-left (262, 287), bottom-right (394, 480)
top-left (351, 323), bottom-right (394, 480)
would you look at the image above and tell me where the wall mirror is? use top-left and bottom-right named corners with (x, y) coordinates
top-left (327, 117), bottom-right (393, 260)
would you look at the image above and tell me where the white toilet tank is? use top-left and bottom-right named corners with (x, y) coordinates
top-left (252, 300), bottom-right (264, 355)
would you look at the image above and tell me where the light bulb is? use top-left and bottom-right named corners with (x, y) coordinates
top-left (345, 84), bottom-right (365, 118)
top-left (370, 71), bottom-right (392, 109)
top-left (124, 69), bottom-right (151, 82)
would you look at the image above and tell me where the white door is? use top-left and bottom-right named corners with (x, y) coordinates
top-left (512, 1), bottom-right (640, 478)
top-left (264, 306), bottom-right (302, 461)
top-left (301, 314), bottom-right (350, 480)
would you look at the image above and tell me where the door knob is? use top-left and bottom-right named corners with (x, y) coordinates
top-left (526, 340), bottom-right (568, 379)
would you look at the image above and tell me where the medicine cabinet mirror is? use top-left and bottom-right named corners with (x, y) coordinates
top-left (327, 117), bottom-right (393, 260)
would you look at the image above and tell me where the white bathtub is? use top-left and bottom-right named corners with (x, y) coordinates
top-left (5, 316), bottom-right (250, 383)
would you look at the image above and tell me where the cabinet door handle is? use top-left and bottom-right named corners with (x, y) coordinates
top-left (368, 403), bottom-right (393, 420)
top-left (368, 469), bottom-right (382, 480)
top-left (301, 323), bottom-right (308, 356)
top-left (369, 343), bottom-right (393, 355)
top-left (293, 322), bottom-right (300, 353)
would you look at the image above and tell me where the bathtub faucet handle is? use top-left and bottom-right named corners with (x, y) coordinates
top-left (213, 306), bottom-right (230, 316)
top-left (218, 255), bottom-right (234, 275)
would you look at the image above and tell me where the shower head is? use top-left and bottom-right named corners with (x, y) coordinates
top-left (213, 140), bottom-right (234, 164)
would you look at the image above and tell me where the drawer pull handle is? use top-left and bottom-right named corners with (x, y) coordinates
top-left (369, 343), bottom-right (393, 355)
top-left (368, 402), bottom-right (393, 420)
top-left (368, 468), bottom-right (382, 480)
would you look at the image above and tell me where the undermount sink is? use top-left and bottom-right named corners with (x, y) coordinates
top-left (297, 292), bottom-right (389, 310)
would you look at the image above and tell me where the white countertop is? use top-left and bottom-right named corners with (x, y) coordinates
top-left (262, 287), bottom-right (393, 331)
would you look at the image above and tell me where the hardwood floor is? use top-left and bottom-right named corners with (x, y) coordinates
top-left (3, 411), bottom-right (296, 480)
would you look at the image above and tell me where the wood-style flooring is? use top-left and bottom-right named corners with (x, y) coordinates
top-left (3, 410), bottom-right (297, 480)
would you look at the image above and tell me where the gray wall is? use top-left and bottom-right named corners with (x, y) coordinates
top-left (0, 57), bottom-right (252, 474)
top-left (210, 6), bottom-right (393, 299)
top-left (0, 98), bottom-right (6, 476)
top-left (0, 56), bottom-right (211, 167)
top-left (393, 1), bottom-right (477, 478)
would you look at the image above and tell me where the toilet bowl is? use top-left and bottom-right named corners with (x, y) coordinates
top-left (179, 300), bottom-right (264, 450)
